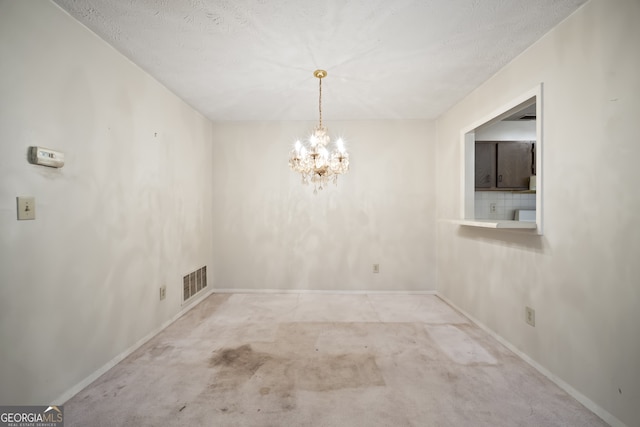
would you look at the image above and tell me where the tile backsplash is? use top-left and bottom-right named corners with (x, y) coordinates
top-left (475, 191), bottom-right (536, 220)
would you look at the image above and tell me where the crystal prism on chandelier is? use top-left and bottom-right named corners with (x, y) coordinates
top-left (289, 69), bottom-right (349, 193)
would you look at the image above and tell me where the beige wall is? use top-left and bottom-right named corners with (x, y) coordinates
top-left (435, 0), bottom-right (640, 425)
top-left (211, 120), bottom-right (437, 292)
top-left (0, 1), bottom-right (214, 404)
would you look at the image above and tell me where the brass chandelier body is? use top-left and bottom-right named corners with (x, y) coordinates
top-left (288, 70), bottom-right (350, 192)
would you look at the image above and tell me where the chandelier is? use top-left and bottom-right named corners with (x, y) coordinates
top-left (289, 69), bottom-right (349, 193)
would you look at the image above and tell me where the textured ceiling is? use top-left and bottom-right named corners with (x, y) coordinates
top-left (52, 0), bottom-right (587, 121)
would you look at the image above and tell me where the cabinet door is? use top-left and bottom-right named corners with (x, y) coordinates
top-left (475, 143), bottom-right (496, 188)
top-left (497, 142), bottom-right (532, 189)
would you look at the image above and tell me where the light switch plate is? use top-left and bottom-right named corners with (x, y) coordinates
top-left (17, 197), bottom-right (35, 220)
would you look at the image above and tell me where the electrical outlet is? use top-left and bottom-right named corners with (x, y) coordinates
top-left (525, 306), bottom-right (535, 326)
top-left (490, 203), bottom-right (497, 213)
top-left (373, 264), bottom-right (380, 274)
top-left (159, 285), bottom-right (166, 301)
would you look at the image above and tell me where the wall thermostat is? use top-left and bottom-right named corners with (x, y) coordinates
top-left (28, 146), bottom-right (65, 168)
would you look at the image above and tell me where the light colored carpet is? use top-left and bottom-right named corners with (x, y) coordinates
top-left (65, 293), bottom-right (607, 426)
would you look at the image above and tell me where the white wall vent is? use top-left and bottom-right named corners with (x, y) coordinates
top-left (183, 266), bottom-right (207, 302)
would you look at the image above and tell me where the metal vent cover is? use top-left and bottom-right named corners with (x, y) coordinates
top-left (183, 266), bottom-right (207, 302)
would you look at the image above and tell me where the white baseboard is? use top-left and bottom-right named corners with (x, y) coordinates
top-left (212, 288), bottom-right (437, 295)
top-left (435, 292), bottom-right (625, 427)
top-left (53, 287), bottom-right (215, 405)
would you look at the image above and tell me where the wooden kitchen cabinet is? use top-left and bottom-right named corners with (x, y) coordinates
top-left (475, 142), bottom-right (496, 188)
top-left (475, 141), bottom-right (534, 190)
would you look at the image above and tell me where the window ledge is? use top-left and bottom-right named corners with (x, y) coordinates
top-left (456, 219), bottom-right (537, 230)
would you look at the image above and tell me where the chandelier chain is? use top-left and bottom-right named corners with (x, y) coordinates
top-left (318, 76), bottom-right (323, 128)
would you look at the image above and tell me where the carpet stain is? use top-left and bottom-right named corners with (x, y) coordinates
top-left (209, 344), bottom-right (385, 395)
top-left (210, 345), bottom-right (272, 379)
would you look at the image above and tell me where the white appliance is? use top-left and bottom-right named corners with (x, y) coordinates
top-left (515, 209), bottom-right (536, 222)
